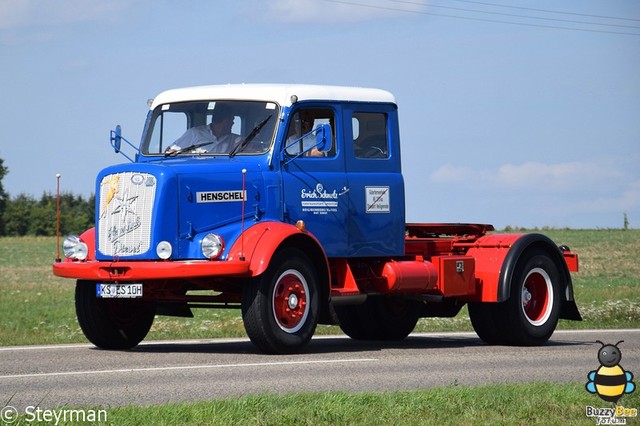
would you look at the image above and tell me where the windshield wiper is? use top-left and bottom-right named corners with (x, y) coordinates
top-left (229, 115), bottom-right (273, 158)
top-left (164, 141), bottom-right (212, 157)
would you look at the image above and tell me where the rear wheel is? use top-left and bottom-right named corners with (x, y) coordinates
top-left (75, 280), bottom-right (155, 350)
top-left (504, 249), bottom-right (560, 345)
top-left (334, 304), bottom-right (371, 340)
top-left (336, 297), bottom-right (420, 341)
top-left (468, 302), bottom-right (505, 345)
top-left (242, 248), bottom-right (319, 354)
top-left (469, 248), bottom-right (561, 346)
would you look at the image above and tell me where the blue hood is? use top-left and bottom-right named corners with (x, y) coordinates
top-left (94, 159), bottom-right (266, 261)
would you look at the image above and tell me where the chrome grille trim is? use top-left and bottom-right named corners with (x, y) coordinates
top-left (97, 172), bottom-right (156, 257)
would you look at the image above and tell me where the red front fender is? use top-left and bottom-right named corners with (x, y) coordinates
top-left (52, 224), bottom-right (328, 282)
top-left (227, 221), bottom-right (329, 278)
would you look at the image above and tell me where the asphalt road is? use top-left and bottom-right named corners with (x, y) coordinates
top-left (1, 329), bottom-right (638, 410)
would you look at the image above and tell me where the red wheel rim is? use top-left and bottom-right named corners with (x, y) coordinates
top-left (521, 267), bottom-right (553, 326)
top-left (272, 270), bottom-right (309, 333)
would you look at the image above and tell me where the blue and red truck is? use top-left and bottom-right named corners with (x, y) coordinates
top-left (53, 84), bottom-right (581, 354)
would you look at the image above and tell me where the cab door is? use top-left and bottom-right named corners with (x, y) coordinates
top-left (343, 104), bottom-right (405, 257)
top-left (280, 104), bottom-right (350, 257)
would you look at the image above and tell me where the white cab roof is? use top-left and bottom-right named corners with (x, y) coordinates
top-left (151, 84), bottom-right (396, 109)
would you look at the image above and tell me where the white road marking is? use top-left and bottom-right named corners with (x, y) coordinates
top-left (0, 358), bottom-right (378, 380)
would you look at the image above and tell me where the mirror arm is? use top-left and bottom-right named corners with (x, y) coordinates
top-left (110, 125), bottom-right (138, 163)
top-left (282, 126), bottom-right (328, 165)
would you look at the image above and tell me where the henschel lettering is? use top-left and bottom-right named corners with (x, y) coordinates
top-left (196, 190), bottom-right (246, 203)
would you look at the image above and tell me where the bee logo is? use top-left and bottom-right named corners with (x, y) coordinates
top-left (586, 340), bottom-right (636, 403)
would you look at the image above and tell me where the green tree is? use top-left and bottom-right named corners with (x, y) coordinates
top-left (0, 158), bottom-right (7, 235)
top-left (2, 191), bottom-right (94, 237)
top-left (3, 193), bottom-right (32, 236)
top-left (31, 193), bottom-right (57, 236)
top-left (59, 192), bottom-right (95, 235)
top-left (623, 212), bottom-right (629, 230)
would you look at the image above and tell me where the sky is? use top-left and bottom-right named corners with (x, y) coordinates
top-left (1, 0), bottom-right (639, 229)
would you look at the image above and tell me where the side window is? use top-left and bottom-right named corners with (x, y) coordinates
top-left (147, 111), bottom-right (188, 154)
top-left (285, 108), bottom-right (335, 158)
top-left (353, 112), bottom-right (388, 159)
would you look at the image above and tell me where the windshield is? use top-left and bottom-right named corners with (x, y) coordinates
top-left (141, 100), bottom-right (279, 156)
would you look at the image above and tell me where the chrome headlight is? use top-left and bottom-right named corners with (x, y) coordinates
top-left (62, 235), bottom-right (88, 260)
top-left (201, 233), bottom-right (224, 259)
top-left (156, 241), bottom-right (173, 260)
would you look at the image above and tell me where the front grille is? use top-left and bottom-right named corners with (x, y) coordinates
top-left (97, 172), bottom-right (156, 257)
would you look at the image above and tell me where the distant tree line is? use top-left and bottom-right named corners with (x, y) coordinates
top-left (0, 158), bottom-right (94, 237)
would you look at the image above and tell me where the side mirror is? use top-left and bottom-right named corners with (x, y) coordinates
top-left (315, 123), bottom-right (332, 152)
top-left (109, 125), bottom-right (137, 162)
top-left (110, 125), bottom-right (122, 154)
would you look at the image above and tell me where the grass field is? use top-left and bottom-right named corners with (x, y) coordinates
top-left (11, 382), bottom-right (640, 425)
top-left (1, 230), bottom-right (639, 425)
top-left (1, 229), bottom-right (638, 346)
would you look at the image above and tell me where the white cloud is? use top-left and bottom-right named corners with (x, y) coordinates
top-left (425, 158), bottom-right (640, 228)
top-left (430, 163), bottom-right (473, 182)
top-left (266, 0), bottom-right (427, 23)
top-left (432, 159), bottom-right (628, 193)
top-left (573, 179), bottom-right (640, 213)
top-left (493, 161), bottom-right (580, 188)
top-left (0, 0), bottom-right (133, 30)
top-left (489, 160), bottom-right (623, 192)
top-left (0, 0), bottom-right (30, 29)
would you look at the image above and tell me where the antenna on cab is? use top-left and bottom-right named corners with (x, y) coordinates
top-left (240, 168), bottom-right (247, 262)
top-left (55, 173), bottom-right (61, 262)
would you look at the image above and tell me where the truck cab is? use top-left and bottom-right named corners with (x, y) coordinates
top-left (123, 84), bottom-right (405, 260)
top-left (54, 84), bottom-right (580, 354)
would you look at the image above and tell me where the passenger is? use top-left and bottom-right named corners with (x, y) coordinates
top-left (286, 110), bottom-right (325, 157)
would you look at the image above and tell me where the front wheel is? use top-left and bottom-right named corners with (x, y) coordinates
top-left (241, 248), bottom-right (319, 354)
top-left (75, 280), bottom-right (156, 350)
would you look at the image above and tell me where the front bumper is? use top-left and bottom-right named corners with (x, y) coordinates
top-left (52, 259), bottom-right (250, 281)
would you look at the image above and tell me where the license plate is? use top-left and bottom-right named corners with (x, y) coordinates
top-left (96, 283), bottom-right (143, 298)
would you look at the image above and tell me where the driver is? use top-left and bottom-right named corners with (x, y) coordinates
top-left (166, 104), bottom-right (241, 154)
